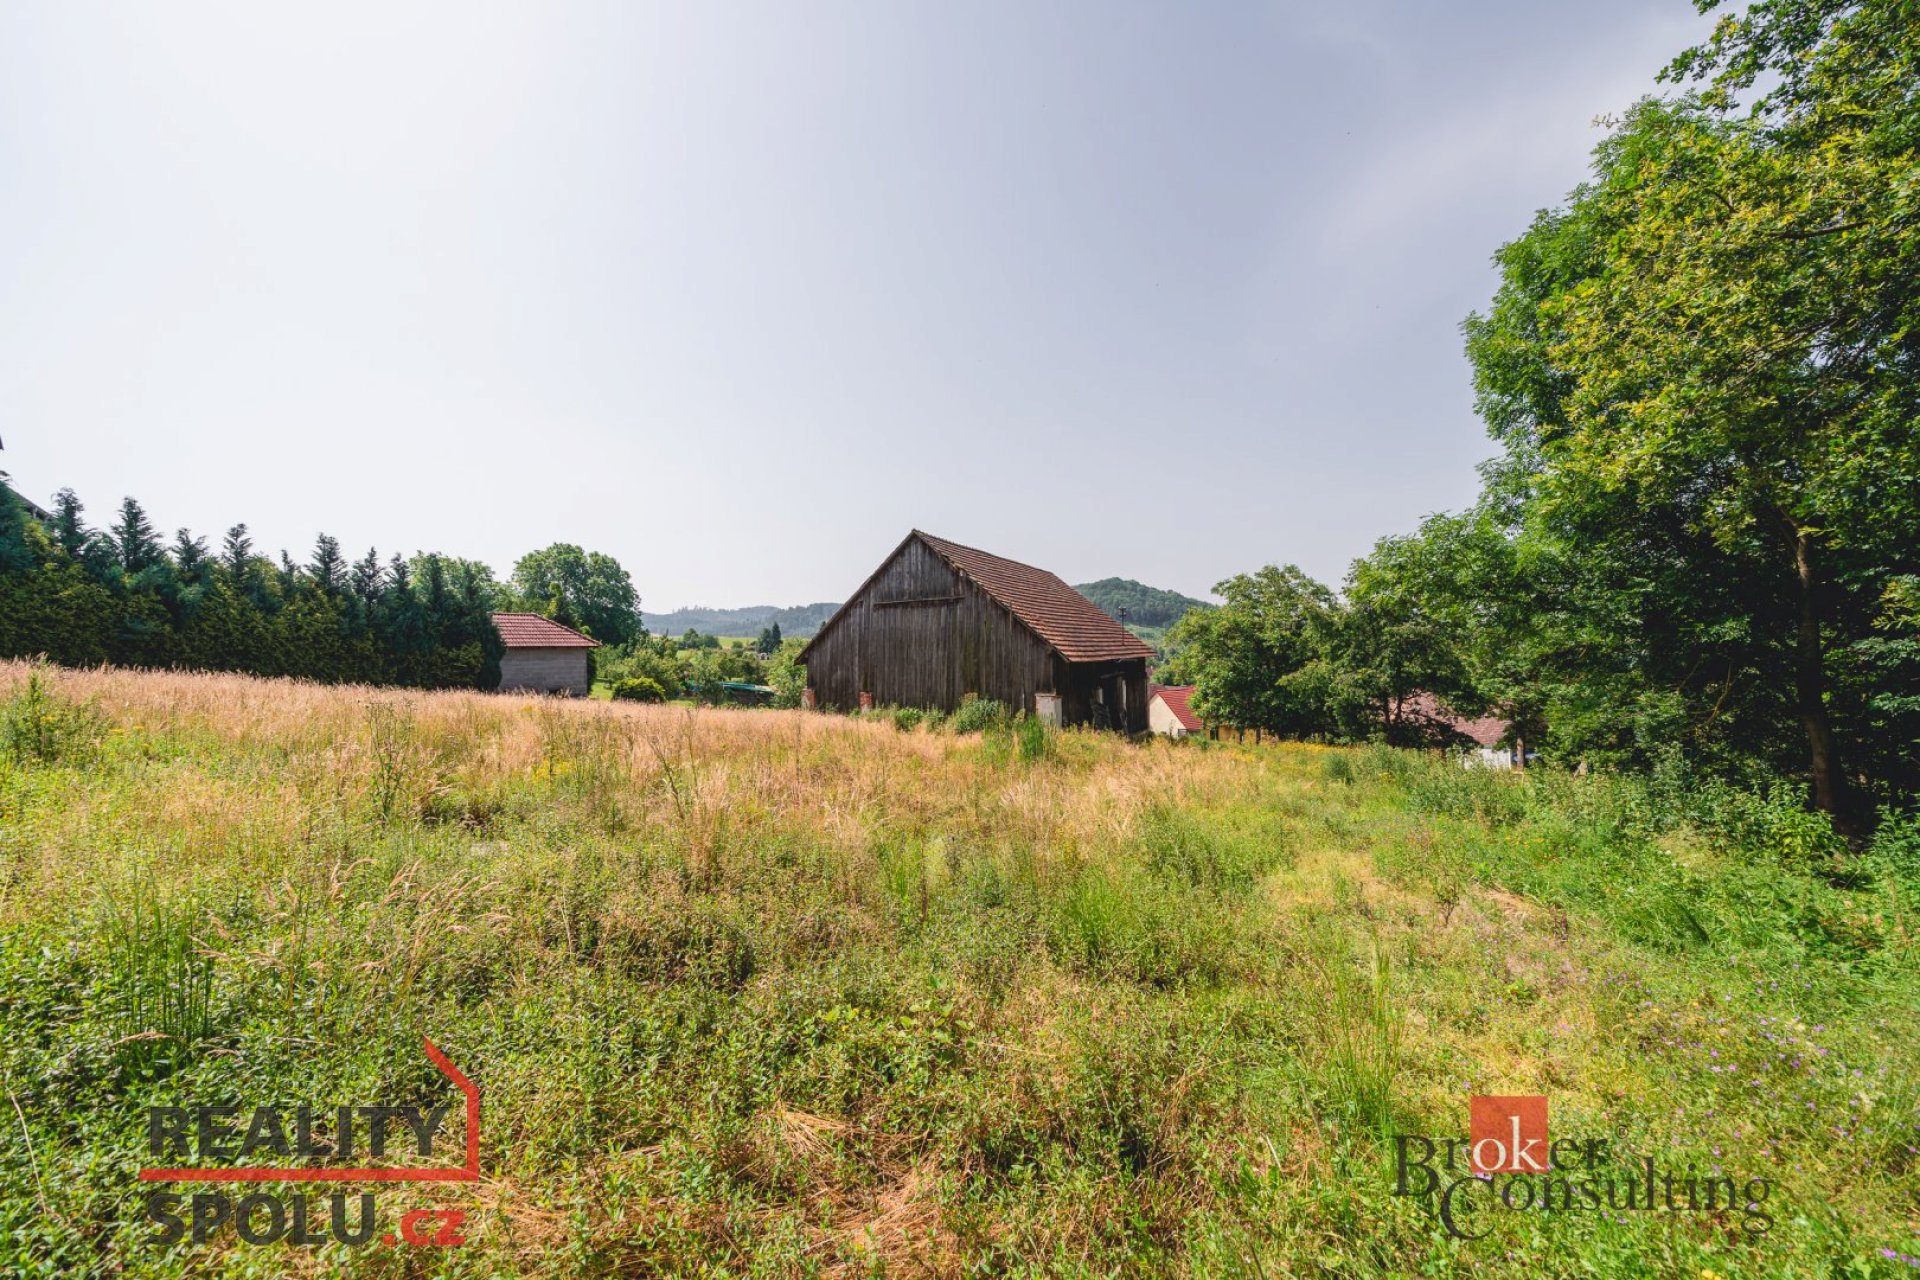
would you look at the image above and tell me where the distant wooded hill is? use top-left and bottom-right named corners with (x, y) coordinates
top-left (646, 579), bottom-right (1207, 640)
top-left (1071, 578), bottom-right (1211, 629)
top-left (642, 602), bottom-right (840, 639)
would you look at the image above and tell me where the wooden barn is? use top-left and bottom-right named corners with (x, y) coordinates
top-left (799, 531), bottom-right (1153, 731)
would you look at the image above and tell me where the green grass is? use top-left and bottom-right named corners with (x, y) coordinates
top-left (0, 663), bottom-right (1915, 1278)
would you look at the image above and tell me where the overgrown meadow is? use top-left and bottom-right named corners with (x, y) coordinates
top-left (0, 661), bottom-right (1915, 1278)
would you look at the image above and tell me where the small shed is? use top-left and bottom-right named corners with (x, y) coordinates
top-left (799, 530), bottom-right (1154, 731)
top-left (1148, 685), bottom-right (1203, 738)
top-left (492, 613), bottom-right (599, 697)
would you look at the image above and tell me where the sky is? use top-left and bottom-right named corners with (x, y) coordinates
top-left (0, 1), bottom-right (1716, 609)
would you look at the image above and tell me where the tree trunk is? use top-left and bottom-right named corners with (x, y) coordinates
top-left (1790, 529), bottom-right (1844, 820)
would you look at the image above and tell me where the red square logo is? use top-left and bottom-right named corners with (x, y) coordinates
top-left (1469, 1095), bottom-right (1548, 1173)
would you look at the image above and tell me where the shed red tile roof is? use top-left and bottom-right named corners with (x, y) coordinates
top-left (491, 612), bottom-right (600, 649)
top-left (915, 531), bottom-right (1154, 664)
top-left (1402, 692), bottom-right (1507, 747)
top-left (1150, 684), bottom-right (1203, 732)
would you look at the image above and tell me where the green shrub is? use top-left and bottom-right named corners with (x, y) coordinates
top-left (2, 670), bottom-right (101, 767)
top-left (950, 694), bottom-right (1008, 735)
top-left (1404, 759), bottom-right (1530, 826)
top-left (1048, 865), bottom-right (1235, 988)
top-left (597, 897), bottom-right (758, 988)
top-left (1695, 784), bottom-right (1847, 873)
top-left (1015, 713), bottom-right (1050, 762)
top-left (1868, 806), bottom-right (1920, 888)
top-left (612, 675), bottom-right (668, 703)
top-left (874, 835), bottom-right (952, 929)
top-left (1357, 742), bottom-right (1416, 782)
top-left (1137, 804), bottom-right (1286, 894)
top-left (1322, 752), bottom-right (1355, 785)
top-left (891, 706), bottom-right (925, 733)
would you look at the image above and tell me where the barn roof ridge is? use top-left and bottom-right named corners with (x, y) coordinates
top-left (912, 530), bottom-right (1154, 664)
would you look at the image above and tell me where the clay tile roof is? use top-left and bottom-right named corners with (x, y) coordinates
top-left (915, 531), bottom-right (1153, 664)
top-left (1150, 684), bottom-right (1203, 732)
top-left (1402, 691), bottom-right (1507, 747)
top-left (491, 612), bottom-right (600, 649)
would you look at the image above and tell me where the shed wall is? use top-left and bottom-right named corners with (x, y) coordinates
top-left (498, 648), bottom-right (591, 696)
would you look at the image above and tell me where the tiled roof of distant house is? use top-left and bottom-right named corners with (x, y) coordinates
top-left (1150, 684), bottom-right (1204, 732)
top-left (1402, 692), bottom-right (1508, 747)
top-left (491, 613), bottom-right (600, 649)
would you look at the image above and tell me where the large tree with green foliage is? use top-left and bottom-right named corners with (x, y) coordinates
top-left (1164, 565), bottom-right (1336, 737)
top-left (510, 543), bottom-right (642, 646)
top-left (1463, 0), bottom-right (1919, 816)
top-left (1322, 513), bottom-right (1506, 744)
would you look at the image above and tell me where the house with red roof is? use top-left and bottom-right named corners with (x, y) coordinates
top-left (1148, 685), bottom-right (1203, 739)
top-left (1400, 691), bottom-right (1518, 768)
top-left (492, 613), bottom-right (599, 697)
top-left (798, 531), bottom-right (1153, 731)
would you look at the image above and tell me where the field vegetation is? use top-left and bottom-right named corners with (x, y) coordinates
top-left (1, 662), bottom-right (1914, 1277)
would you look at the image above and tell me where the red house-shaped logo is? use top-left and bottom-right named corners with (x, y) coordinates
top-left (1469, 1095), bottom-right (1548, 1174)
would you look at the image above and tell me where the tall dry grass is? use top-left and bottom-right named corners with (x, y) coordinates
top-left (0, 661), bottom-right (1912, 1279)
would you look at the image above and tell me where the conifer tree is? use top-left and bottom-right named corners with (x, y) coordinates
top-left (422, 554), bottom-right (453, 625)
top-left (51, 489), bottom-right (90, 559)
top-left (110, 498), bottom-right (161, 575)
top-left (309, 534), bottom-right (345, 595)
top-left (172, 529), bottom-right (211, 585)
top-left (221, 524), bottom-right (253, 580)
top-left (0, 485), bottom-right (555, 695)
top-left (377, 553), bottom-right (430, 679)
top-left (351, 548), bottom-right (383, 605)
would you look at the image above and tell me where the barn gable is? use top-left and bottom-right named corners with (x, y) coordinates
top-left (799, 531), bottom-right (1150, 729)
top-left (801, 531), bottom-right (1151, 667)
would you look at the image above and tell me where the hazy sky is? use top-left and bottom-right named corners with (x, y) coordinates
top-left (0, 2), bottom-right (1713, 609)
